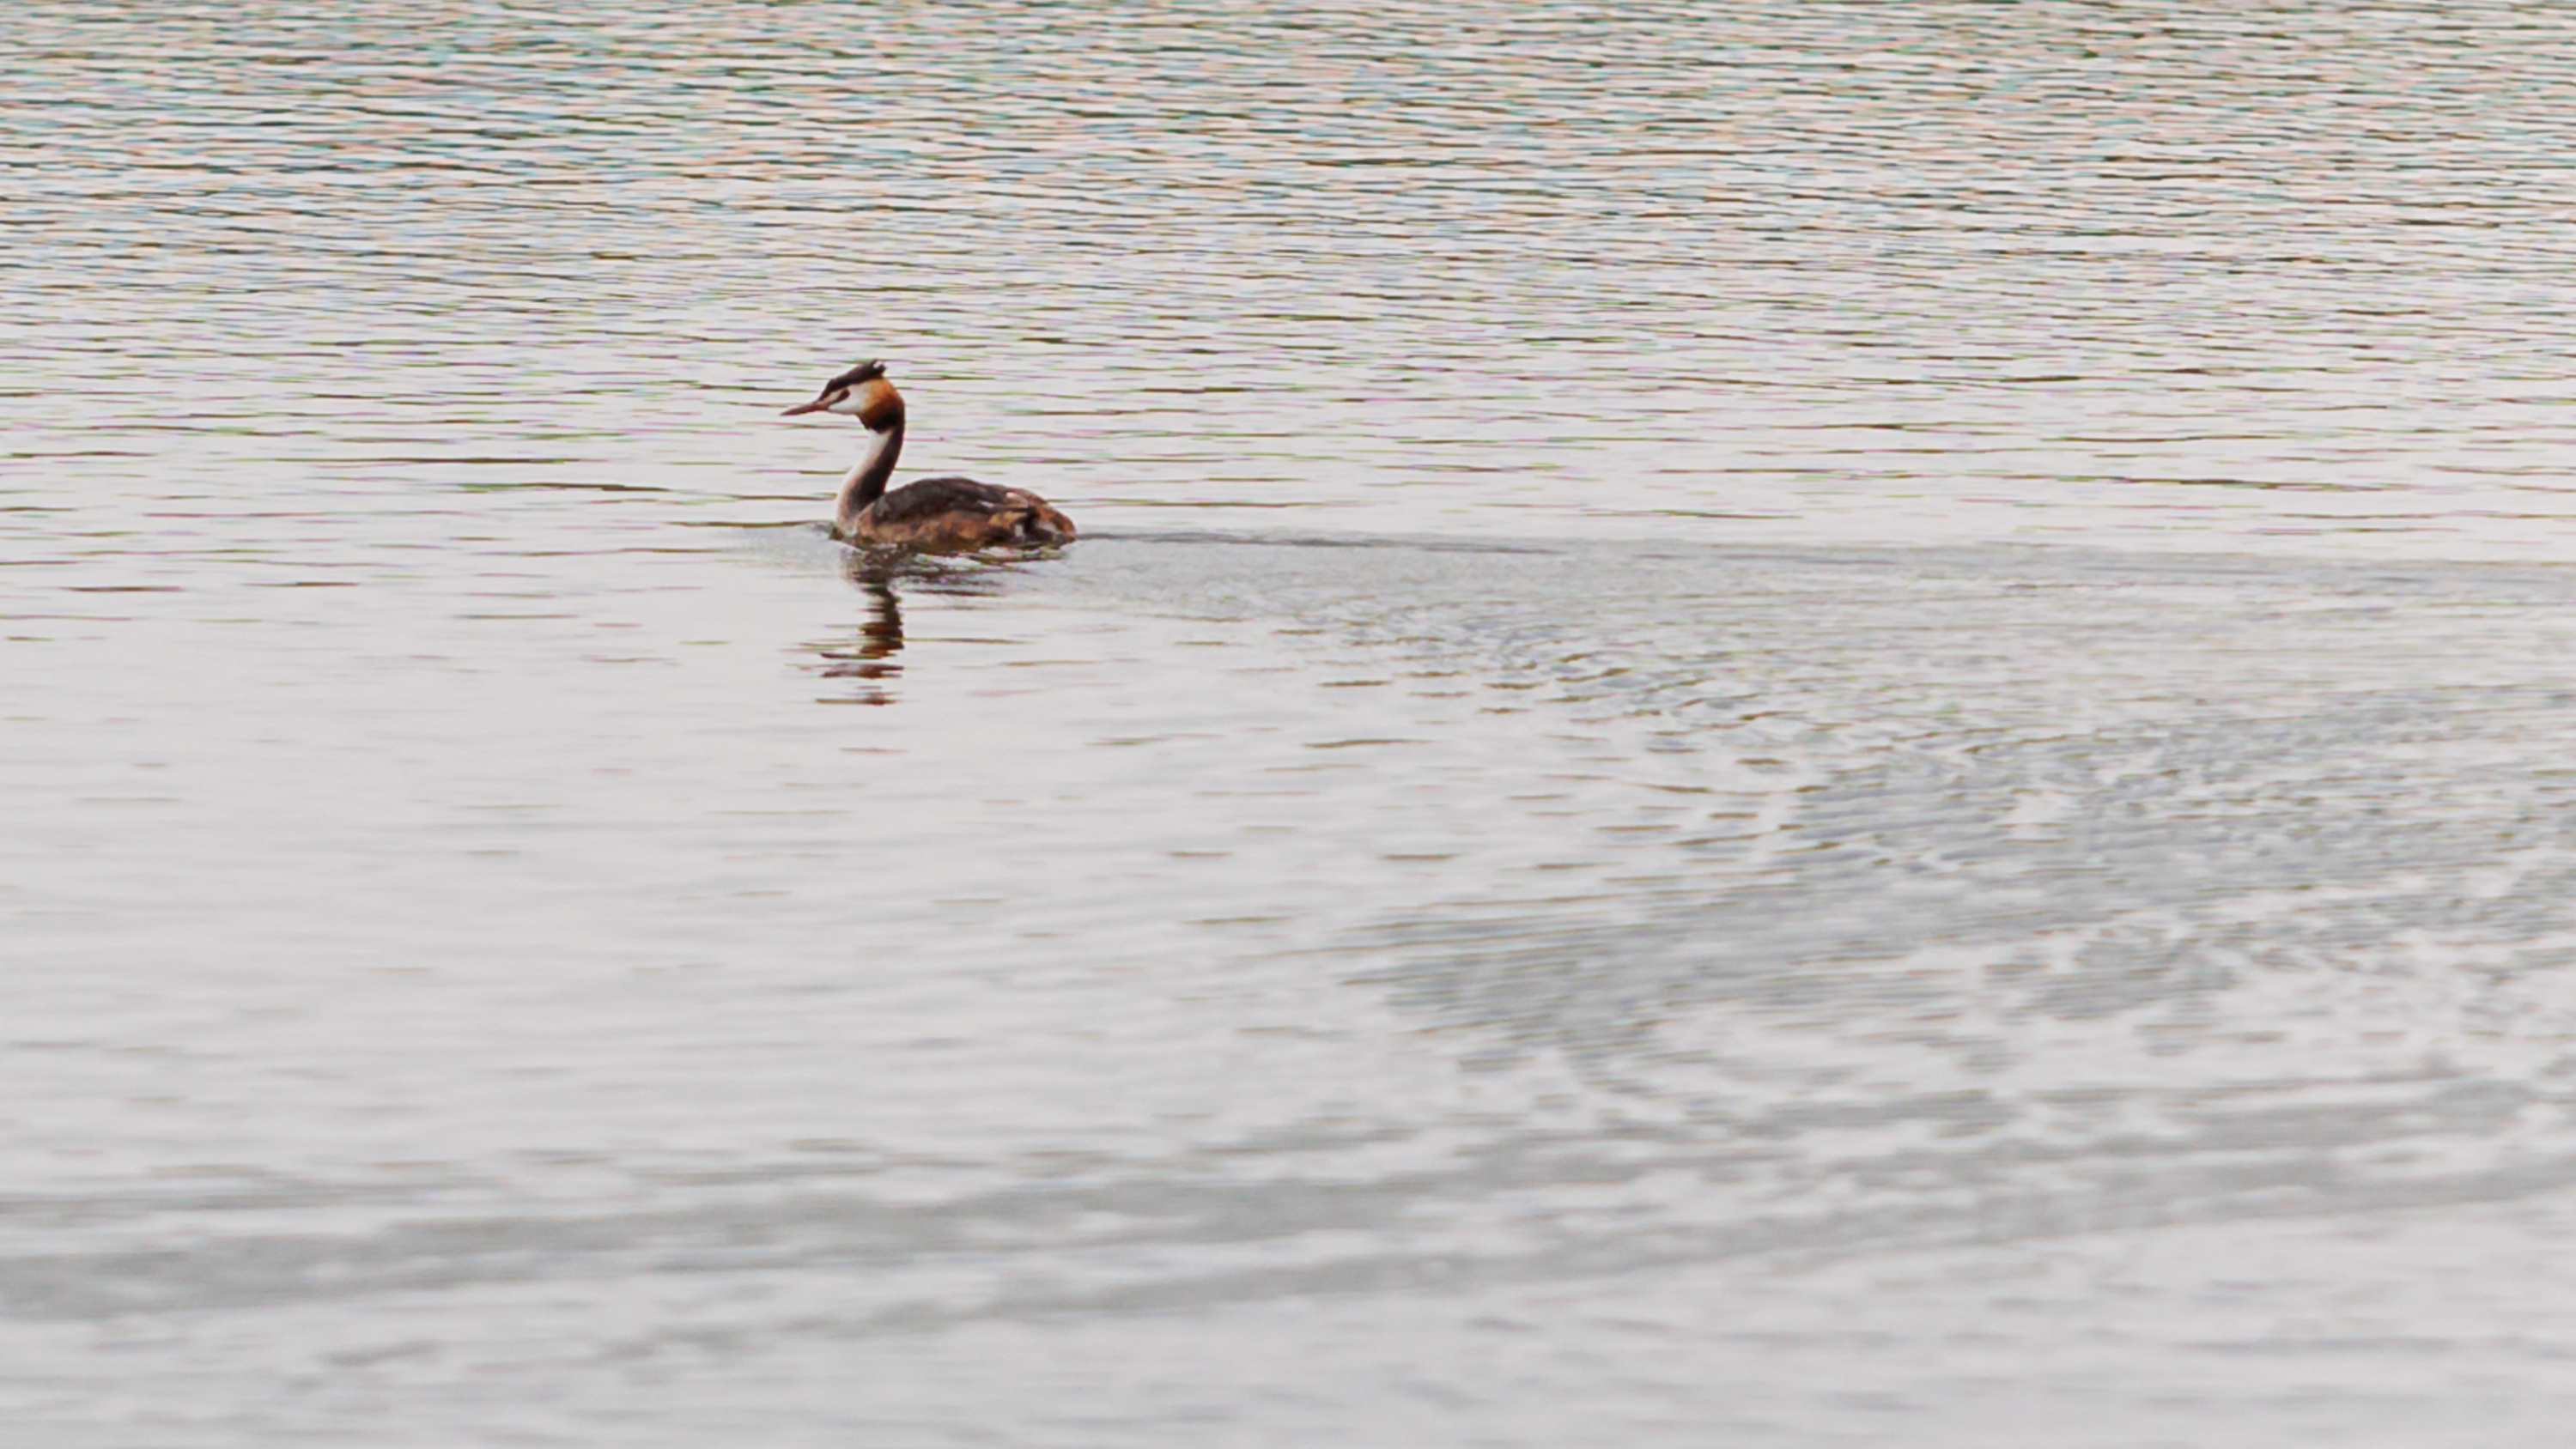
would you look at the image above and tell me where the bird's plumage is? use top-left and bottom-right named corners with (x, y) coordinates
top-left (783, 361), bottom-right (1075, 550)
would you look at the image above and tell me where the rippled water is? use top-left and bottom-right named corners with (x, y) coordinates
top-left (13, 3), bottom-right (2576, 1444)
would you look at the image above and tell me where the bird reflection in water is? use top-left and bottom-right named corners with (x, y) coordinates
top-left (813, 554), bottom-right (908, 706)
top-left (810, 550), bottom-right (1010, 706)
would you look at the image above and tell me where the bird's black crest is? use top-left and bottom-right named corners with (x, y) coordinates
top-left (823, 360), bottom-right (887, 392)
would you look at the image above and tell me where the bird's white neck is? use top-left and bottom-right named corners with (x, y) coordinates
top-left (835, 421), bottom-right (904, 535)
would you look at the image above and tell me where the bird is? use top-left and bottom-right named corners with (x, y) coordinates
top-left (781, 361), bottom-right (1075, 549)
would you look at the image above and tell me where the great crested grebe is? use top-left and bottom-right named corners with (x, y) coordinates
top-left (781, 361), bottom-right (1075, 549)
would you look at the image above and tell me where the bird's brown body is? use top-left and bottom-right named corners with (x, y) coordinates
top-left (842, 475), bottom-right (1078, 549)
top-left (781, 361), bottom-right (1075, 552)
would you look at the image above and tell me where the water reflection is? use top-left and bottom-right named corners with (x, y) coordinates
top-left (808, 551), bottom-right (909, 705)
top-left (808, 546), bottom-right (1039, 706)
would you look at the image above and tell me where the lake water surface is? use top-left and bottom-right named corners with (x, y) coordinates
top-left (14, 3), bottom-right (2576, 1444)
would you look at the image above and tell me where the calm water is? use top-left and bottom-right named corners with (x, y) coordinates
top-left (12, 2), bottom-right (2576, 1444)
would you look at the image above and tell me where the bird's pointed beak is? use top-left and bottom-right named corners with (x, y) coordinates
top-left (781, 399), bottom-right (830, 416)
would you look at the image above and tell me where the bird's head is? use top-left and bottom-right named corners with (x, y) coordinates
top-left (781, 360), bottom-right (902, 430)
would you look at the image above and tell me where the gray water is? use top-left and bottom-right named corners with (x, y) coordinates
top-left (12, 2), bottom-right (2576, 1443)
